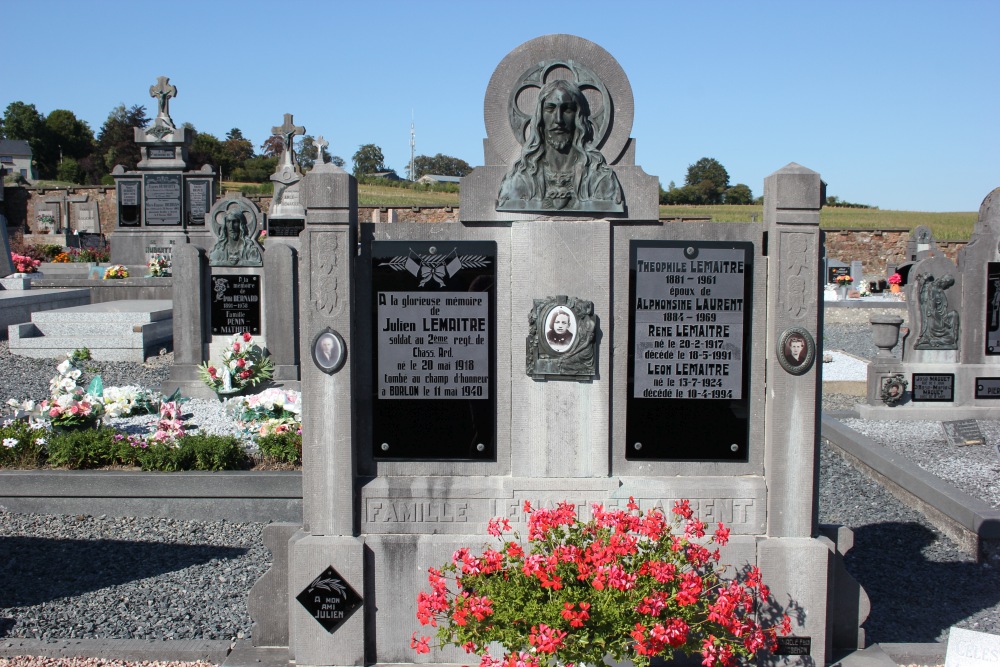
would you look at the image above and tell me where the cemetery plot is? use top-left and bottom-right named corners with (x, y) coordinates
top-left (626, 240), bottom-right (753, 461)
top-left (371, 240), bottom-right (496, 460)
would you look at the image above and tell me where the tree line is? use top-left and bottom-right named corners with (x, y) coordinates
top-left (0, 100), bottom-right (475, 186)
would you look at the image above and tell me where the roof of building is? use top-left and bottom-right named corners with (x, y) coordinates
top-left (0, 139), bottom-right (32, 156)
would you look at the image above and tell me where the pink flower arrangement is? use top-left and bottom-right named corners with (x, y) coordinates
top-left (10, 253), bottom-right (41, 274)
top-left (888, 272), bottom-right (902, 285)
top-left (151, 400), bottom-right (185, 444)
top-left (414, 498), bottom-right (790, 667)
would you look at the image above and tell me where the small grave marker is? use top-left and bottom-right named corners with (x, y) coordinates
top-left (295, 565), bottom-right (363, 633)
top-left (945, 626), bottom-right (1000, 667)
top-left (774, 636), bottom-right (811, 656)
top-left (942, 420), bottom-right (985, 447)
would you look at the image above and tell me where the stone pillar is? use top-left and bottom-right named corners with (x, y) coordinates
top-left (0, 214), bottom-right (13, 276)
top-left (263, 243), bottom-right (300, 382)
top-left (763, 163), bottom-right (823, 538)
top-left (171, 243), bottom-right (207, 367)
top-left (289, 162), bottom-right (364, 666)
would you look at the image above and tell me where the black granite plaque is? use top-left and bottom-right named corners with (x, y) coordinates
top-left (976, 377), bottom-right (1000, 399)
top-left (911, 373), bottom-right (955, 402)
top-left (210, 274), bottom-right (261, 335)
top-left (143, 173), bottom-right (182, 226)
top-left (268, 219), bottom-right (305, 237)
top-left (371, 240), bottom-right (496, 460)
top-left (117, 180), bottom-right (141, 227)
top-left (149, 147), bottom-right (175, 160)
top-left (774, 637), bottom-right (811, 656)
top-left (828, 266), bottom-right (849, 284)
top-left (626, 240), bottom-right (753, 461)
top-left (295, 566), bottom-right (363, 633)
top-left (942, 420), bottom-right (985, 447)
top-left (185, 178), bottom-right (212, 226)
top-left (986, 263), bottom-right (1000, 355)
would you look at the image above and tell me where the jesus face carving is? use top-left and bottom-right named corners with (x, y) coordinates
top-left (542, 87), bottom-right (577, 153)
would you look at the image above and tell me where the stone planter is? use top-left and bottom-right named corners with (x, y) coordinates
top-left (870, 314), bottom-right (904, 358)
top-left (836, 285), bottom-right (849, 300)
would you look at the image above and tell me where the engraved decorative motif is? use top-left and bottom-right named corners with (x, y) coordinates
top-left (780, 232), bottom-right (810, 319)
top-left (913, 272), bottom-right (960, 349)
top-left (526, 295), bottom-right (596, 379)
top-left (145, 124), bottom-right (173, 140)
top-left (313, 233), bottom-right (341, 316)
top-left (378, 249), bottom-right (490, 288)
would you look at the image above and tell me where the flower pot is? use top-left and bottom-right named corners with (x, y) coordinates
top-left (890, 284), bottom-right (901, 293)
top-left (836, 285), bottom-right (849, 300)
top-left (870, 315), bottom-right (904, 358)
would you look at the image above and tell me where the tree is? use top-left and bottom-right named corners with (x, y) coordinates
top-left (298, 135), bottom-right (318, 170)
top-left (230, 155), bottom-right (279, 182)
top-left (684, 157), bottom-right (730, 205)
top-left (222, 127), bottom-right (254, 170)
top-left (259, 135), bottom-right (284, 158)
top-left (329, 155), bottom-right (345, 168)
top-left (410, 153), bottom-right (473, 180)
top-left (56, 156), bottom-right (83, 184)
top-left (96, 103), bottom-right (148, 173)
top-left (352, 143), bottom-right (386, 177)
top-left (2, 102), bottom-right (47, 175)
top-left (723, 183), bottom-right (753, 205)
top-left (188, 130), bottom-right (225, 172)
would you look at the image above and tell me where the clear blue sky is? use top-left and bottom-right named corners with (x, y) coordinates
top-left (3, 0), bottom-right (997, 212)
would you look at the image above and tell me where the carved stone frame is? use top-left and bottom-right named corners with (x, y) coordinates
top-left (311, 327), bottom-right (347, 375)
top-left (776, 326), bottom-right (815, 376)
top-left (526, 295), bottom-right (596, 380)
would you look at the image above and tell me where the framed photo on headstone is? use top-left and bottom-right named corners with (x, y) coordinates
top-left (370, 240), bottom-right (496, 461)
top-left (626, 240), bottom-right (753, 461)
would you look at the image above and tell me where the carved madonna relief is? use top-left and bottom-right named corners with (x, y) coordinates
top-left (526, 295), bottom-right (596, 379)
top-left (496, 60), bottom-right (623, 214)
top-left (208, 197), bottom-right (263, 267)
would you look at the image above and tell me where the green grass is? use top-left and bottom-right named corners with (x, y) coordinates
top-left (358, 184), bottom-right (458, 207)
top-left (659, 205), bottom-right (978, 240)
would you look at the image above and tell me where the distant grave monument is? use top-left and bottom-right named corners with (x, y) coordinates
top-left (247, 35), bottom-right (868, 667)
top-left (266, 114), bottom-right (308, 243)
top-left (860, 189), bottom-right (1000, 418)
top-left (109, 76), bottom-right (216, 269)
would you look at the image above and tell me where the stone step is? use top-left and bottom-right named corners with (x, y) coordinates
top-left (8, 299), bottom-right (173, 362)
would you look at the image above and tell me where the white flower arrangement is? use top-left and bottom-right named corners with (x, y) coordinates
top-left (102, 385), bottom-right (159, 418)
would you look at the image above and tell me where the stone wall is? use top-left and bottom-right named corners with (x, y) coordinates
top-left (2, 186), bottom-right (969, 277)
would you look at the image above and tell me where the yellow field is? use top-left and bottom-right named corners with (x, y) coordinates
top-left (658, 205), bottom-right (978, 240)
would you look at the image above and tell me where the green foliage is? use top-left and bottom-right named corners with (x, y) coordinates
top-left (135, 434), bottom-right (248, 471)
top-left (71, 347), bottom-right (92, 362)
top-left (31, 243), bottom-right (64, 261)
top-left (230, 155), bottom-right (279, 183)
top-left (669, 157), bottom-right (731, 205)
top-left (257, 431), bottom-right (302, 464)
top-left (0, 421), bottom-right (48, 468)
top-left (352, 143), bottom-right (387, 177)
top-left (45, 109), bottom-right (95, 160)
top-left (56, 156), bottom-right (84, 184)
top-left (96, 103), bottom-right (148, 173)
top-left (188, 131), bottom-right (224, 171)
top-left (723, 183), bottom-right (753, 205)
top-left (236, 182), bottom-right (274, 195)
top-left (46, 427), bottom-right (137, 468)
top-left (2, 101), bottom-right (47, 176)
top-left (825, 195), bottom-right (875, 209)
top-left (411, 153), bottom-right (473, 179)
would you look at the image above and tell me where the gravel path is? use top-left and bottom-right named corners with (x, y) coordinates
top-left (1, 322), bottom-right (998, 649)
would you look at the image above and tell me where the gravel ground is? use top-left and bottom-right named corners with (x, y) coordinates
top-left (1, 323), bottom-right (998, 651)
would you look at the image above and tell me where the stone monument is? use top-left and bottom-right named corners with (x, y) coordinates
top-left (266, 114), bottom-right (308, 242)
top-left (250, 34), bottom-right (866, 667)
top-left (109, 76), bottom-right (216, 269)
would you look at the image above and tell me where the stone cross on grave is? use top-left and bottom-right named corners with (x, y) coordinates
top-left (315, 135), bottom-right (329, 164)
top-left (149, 76), bottom-right (177, 129)
top-left (272, 113), bottom-right (305, 169)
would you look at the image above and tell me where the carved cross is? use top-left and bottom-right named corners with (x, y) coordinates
top-left (149, 76), bottom-right (177, 127)
top-left (271, 113), bottom-right (306, 154)
top-left (315, 135), bottom-right (329, 163)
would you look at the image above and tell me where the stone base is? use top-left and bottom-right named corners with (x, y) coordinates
top-left (864, 360), bottom-right (1000, 418)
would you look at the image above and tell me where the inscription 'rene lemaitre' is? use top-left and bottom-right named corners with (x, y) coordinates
top-left (364, 497), bottom-right (756, 529)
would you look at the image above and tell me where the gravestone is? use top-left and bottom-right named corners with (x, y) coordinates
top-left (0, 211), bottom-right (13, 276)
top-left (860, 187), bottom-right (1000, 419)
top-left (162, 194), bottom-right (300, 399)
top-left (255, 35), bottom-right (866, 667)
top-left (851, 259), bottom-right (864, 285)
top-left (827, 259), bottom-right (849, 284)
top-left (109, 76), bottom-right (216, 268)
top-left (72, 200), bottom-right (100, 234)
top-left (266, 114), bottom-right (307, 243)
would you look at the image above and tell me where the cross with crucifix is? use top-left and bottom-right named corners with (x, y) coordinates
top-left (315, 135), bottom-right (329, 164)
top-left (272, 113), bottom-right (306, 165)
top-left (149, 76), bottom-right (177, 129)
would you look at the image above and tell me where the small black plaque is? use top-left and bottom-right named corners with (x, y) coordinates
top-left (117, 180), bottom-right (141, 227)
top-left (210, 274), bottom-right (261, 335)
top-left (942, 420), bottom-right (985, 447)
top-left (268, 219), bottom-right (305, 237)
top-left (149, 147), bottom-right (175, 160)
top-left (987, 263), bottom-right (1000, 355)
top-left (912, 373), bottom-right (955, 402)
top-left (185, 178), bottom-right (212, 226)
top-left (774, 636), bottom-right (811, 656)
top-left (828, 266), bottom-right (849, 284)
top-left (975, 377), bottom-right (1000, 399)
top-left (295, 566), bottom-right (363, 633)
